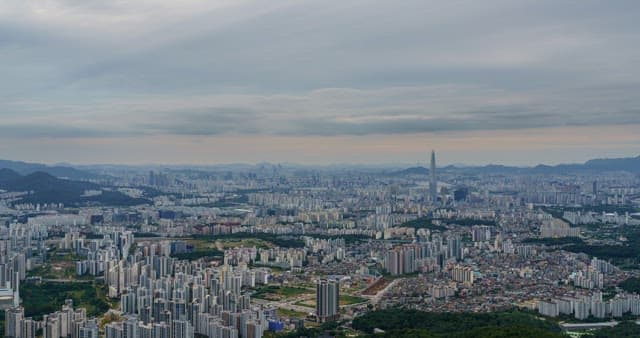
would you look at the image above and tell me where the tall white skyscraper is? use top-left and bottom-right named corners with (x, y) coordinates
top-left (429, 150), bottom-right (437, 203)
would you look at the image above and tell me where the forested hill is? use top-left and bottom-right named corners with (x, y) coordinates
top-left (0, 169), bottom-right (148, 206)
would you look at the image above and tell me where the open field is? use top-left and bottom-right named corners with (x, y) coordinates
top-left (188, 238), bottom-right (273, 252)
top-left (277, 308), bottom-right (308, 318)
top-left (295, 294), bottom-right (368, 308)
top-left (192, 234), bottom-right (305, 248)
top-left (361, 277), bottom-right (392, 296)
top-left (28, 250), bottom-right (93, 280)
top-left (339, 295), bottom-right (368, 305)
top-left (252, 285), bottom-right (313, 301)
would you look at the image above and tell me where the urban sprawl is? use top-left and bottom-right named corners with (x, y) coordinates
top-left (1, 153), bottom-right (640, 337)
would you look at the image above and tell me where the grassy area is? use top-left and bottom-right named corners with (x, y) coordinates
top-left (192, 233), bottom-right (305, 248)
top-left (50, 250), bottom-right (84, 262)
top-left (28, 263), bottom-right (94, 280)
top-left (21, 281), bottom-right (112, 319)
top-left (293, 294), bottom-right (368, 308)
top-left (277, 308), bottom-right (309, 318)
top-left (294, 300), bottom-right (315, 308)
top-left (252, 285), bottom-right (312, 300)
top-left (249, 263), bottom-right (287, 273)
top-left (171, 248), bottom-right (223, 260)
top-left (28, 250), bottom-right (88, 279)
top-left (219, 238), bottom-right (271, 249)
top-left (28, 263), bottom-right (73, 279)
top-left (190, 238), bottom-right (272, 250)
top-left (339, 295), bottom-right (368, 305)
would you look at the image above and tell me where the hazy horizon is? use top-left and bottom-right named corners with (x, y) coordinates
top-left (7, 141), bottom-right (639, 169)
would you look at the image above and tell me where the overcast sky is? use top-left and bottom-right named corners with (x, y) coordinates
top-left (1, 0), bottom-right (639, 166)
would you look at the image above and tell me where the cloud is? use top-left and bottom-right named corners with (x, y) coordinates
top-left (2, 84), bottom-right (639, 139)
top-left (0, 123), bottom-right (122, 138)
top-left (0, 0), bottom-right (639, 142)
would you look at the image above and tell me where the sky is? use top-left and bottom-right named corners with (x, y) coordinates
top-left (1, 0), bottom-right (639, 166)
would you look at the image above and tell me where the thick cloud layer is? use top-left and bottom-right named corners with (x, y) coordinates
top-left (0, 0), bottom-right (639, 163)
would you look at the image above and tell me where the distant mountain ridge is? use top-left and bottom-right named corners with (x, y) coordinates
top-left (390, 166), bottom-right (430, 176)
top-left (2, 154), bottom-right (638, 177)
top-left (582, 156), bottom-right (640, 172)
top-left (0, 169), bottom-right (148, 206)
top-left (387, 155), bottom-right (640, 176)
top-left (0, 159), bottom-right (99, 180)
top-left (450, 155), bottom-right (640, 174)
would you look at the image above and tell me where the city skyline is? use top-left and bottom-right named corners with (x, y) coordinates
top-left (3, 1), bottom-right (640, 337)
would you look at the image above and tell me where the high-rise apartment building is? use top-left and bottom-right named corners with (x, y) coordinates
top-left (316, 279), bottom-right (339, 323)
top-left (5, 306), bottom-right (23, 338)
top-left (451, 265), bottom-right (474, 285)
